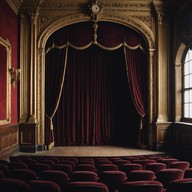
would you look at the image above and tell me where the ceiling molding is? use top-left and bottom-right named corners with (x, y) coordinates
top-left (5, 0), bottom-right (23, 15)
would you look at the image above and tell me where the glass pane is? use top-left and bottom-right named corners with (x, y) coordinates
top-left (184, 75), bottom-right (189, 88)
top-left (190, 89), bottom-right (192, 102)
top-left (190, 60), bottom-right (192, 73)
top-left (184, 103), bottom-right (189, 118)
top-left (185, 52), bottom-right (189, 63)
top-left (184, 62), bottom-right (189, 75)
top-left (184, 90), bottom-right (189, 103)
top-left (190, 103), bottom-right (192, 118)
top-left (190, 75), bottom-right (192, 87)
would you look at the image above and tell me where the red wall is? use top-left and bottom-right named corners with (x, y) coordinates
top-left (0, 0), bottom-right (19, 125)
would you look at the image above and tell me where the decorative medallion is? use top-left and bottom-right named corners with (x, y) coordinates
top-left (89, 0), bottom-right (103, 21)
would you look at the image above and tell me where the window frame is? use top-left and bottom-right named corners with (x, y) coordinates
top-left (182, 47), bottom-right (192, 122)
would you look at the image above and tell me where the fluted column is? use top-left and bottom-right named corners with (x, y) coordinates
top-left (157, 12), bottom-right (169, 122)
top-left (19, 13), bottom-right (30, 123)
top-left (28, 12), bottom-right (37, 123)
top-left (148, 48), bottom-right (155, 147)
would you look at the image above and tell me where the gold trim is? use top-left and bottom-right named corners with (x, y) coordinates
top-left (0, 37), bottom-right (11, 125)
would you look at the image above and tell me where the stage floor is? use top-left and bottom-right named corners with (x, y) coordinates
top-left (15, 146), bottom-right (164, 157)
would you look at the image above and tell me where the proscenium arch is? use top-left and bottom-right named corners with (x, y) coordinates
top-left (37, 13), bottom-right (155, 146)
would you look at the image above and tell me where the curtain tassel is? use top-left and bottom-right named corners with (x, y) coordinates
top-left (140, 117), bottom-right (143, 130)
top-left (50, 118), bottom-right (53, 130)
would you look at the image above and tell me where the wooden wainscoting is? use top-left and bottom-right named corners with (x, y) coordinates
top-left (0, 124), bottom-right (19, 160)
top-left (166, 122), bottom-right (192, 159)
top-left (155, 122), bottom-right (171, 150)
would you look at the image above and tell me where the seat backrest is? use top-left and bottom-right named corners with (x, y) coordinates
top-left (156, 168), bottom-right (184, 188)
top-left (66, 181), bottom-right (109, 192)
top-left (128, 170), bottom-right (155, 181)
top-left (39, 170), bottom-right (68, 189)
top-left (146, 163), bottom-right (166, 175)
top-left (166, 178), bottom-right (192, 192)
top-left (99, 170), bottom-right (127, 191)
top-left (170, 161), bottom-right (190, 171)
top-left (119, 180), bottom-right (163, 192)
top-left (9, 169), bottom-right (38, 182)
top-left (28, 180), bottom-right (61, 192)
top-left (74, 164), bottom-right (97, 172)
top-left (0, 178), bottom-right (32, 192)
top-left (70, 171), bottom-right (98, 182)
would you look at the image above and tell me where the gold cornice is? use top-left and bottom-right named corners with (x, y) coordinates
top-left (5, 0), bottom-right (23, 15)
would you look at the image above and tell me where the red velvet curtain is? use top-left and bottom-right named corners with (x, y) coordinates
top-left (45, 22), bottom-right (148, 147)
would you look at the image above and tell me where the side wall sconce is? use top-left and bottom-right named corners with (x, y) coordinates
top-left (8, 67), bottom-right (20, 87)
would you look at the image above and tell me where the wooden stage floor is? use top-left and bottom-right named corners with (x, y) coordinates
top-left (14, 146), bottom-right (164, 157)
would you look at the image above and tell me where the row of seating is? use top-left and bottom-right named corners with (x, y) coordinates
top-left (0, 154), bottom-right (192, 191)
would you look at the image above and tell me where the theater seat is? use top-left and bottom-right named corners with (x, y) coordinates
top-left (119, 180), bottom-right (163, 192)
top-left (169, 161), bottom-right (190, 171)
top-left (128, 169), bottom-right (155, 181)
top-left (166, 178), bottom-right (192, 192)
top-left (156, 168), bottom-right (184, 188)
top-left (99, 170), bottom-right (127, 192)
top-left (120, 163), bottom-right (143, 176)
top-left (9, 169), bottom-right (38, 182)
top-left (70, 171), bottom-right (98, 182)
top-left (39, 170), bottom-right (68, 191)
top-left (66, 181), bottom-right (109, 192)
top-left (28, 180), bottom-right (61, 192)
top-left (0, 178), bottom-right (32, 192)
top-left (146, 163), bottom-right (166, 175)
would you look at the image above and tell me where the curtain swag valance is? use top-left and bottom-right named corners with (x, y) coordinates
top-left (45, 22), bottom-right (146, 54)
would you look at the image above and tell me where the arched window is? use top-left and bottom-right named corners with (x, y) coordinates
top-left (183, 48), bottom-right (192, 120)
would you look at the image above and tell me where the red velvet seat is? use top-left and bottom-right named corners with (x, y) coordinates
top-left (9, 169), bottom-right (38, 182)
top-left (58, 160), bottom-right (76, 168)
top-left (120, 163), bottom-right (143, 176)
top-left (97, 164), bottom-right (118, 176)
top-left (66, 181), bottom-right (109, 192)
top-left (0, 170), bottom-right (4, 178)
top-left (61, 157), bottom-right (78, 164)
top-left (113, 160), bottom-right (131, 167)
top-left (0, 164), bottom-right (10, 177)
top-left (53, 164), bottom-right (73, 176)
top-left (119, 180), bottom-right (163, 192)
top-left (128, 169), bottom-right (155, 181)
top-left (29, 180), bottom-right (61, 192)
top-left (70, 171), bottom-right (98, 182)
top-left (28, 163), bottom-right (51, 176)
top-left (74, 164), bottom-right (97, 172)
top-left (156, 168), bottom-right (184, 188)
top-left (38, 160), bottom-right (56, 168)
top-left (166, 178), bottom-right (192, 192)
top-left (132, 159), bottom-right (156, 169)
top-left (39, 170), bottom-right (68, 192)
top-left (157, 158), bottom-right (178, 168)
top-left (184, 168), bottom-right (192, 178)
top-left (0, 178), bottom-right (32, 192)
top-left (123, 156), bottom-right (140, 162)
top-left (169, 161), bottom-right (190, 171)
top-left (146, 162), bottom-right (166, 175)
top-left (9, 162), bottom-right (28, 170)
top-left (77, 160), bottom-right (95, 165)
top-left (95, 160), bottom-right (113, 166)
top-left (99, 170), bottom-right (127, 192)
top-left (0, 160), bottom-right (10, 166)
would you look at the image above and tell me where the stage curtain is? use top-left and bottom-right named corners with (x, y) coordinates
top-left (124, 47), bottom-right (148, 145)
top-left (45, 47), bottom-right (68, 149)
top-left (45, 21), bottom-right (147, 147)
